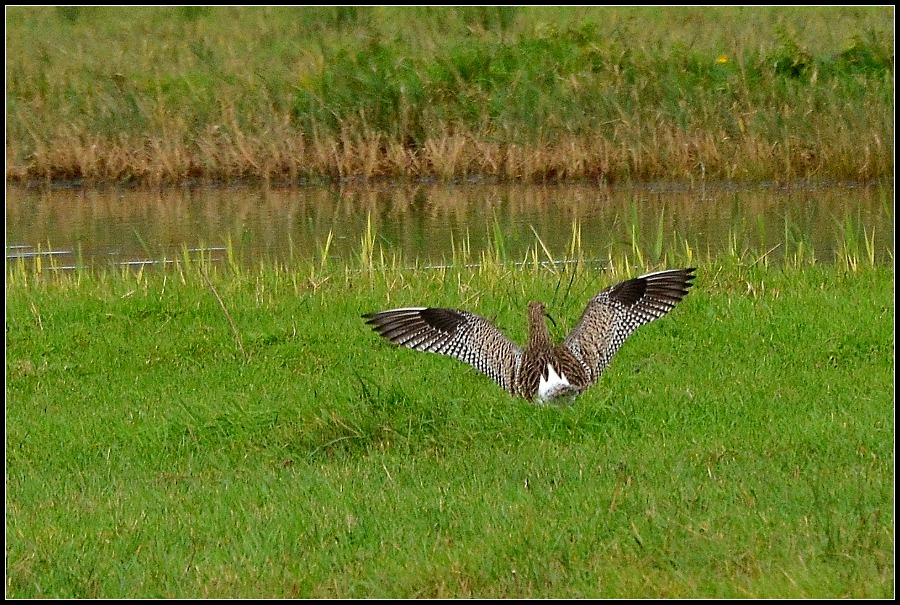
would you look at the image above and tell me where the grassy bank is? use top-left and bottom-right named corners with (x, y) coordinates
top-left (6, 235), bottom-right (894, 596)
top-left (5, 6), bottom-right (893, 185)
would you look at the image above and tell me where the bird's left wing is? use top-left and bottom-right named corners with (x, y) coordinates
top-left (363, 307), bottom-right (523, 394)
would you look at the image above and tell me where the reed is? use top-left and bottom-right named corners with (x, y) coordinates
top-left (6, 7), bottom-right (893, 185)
top-left (7, 201), bottom-right (892, 298)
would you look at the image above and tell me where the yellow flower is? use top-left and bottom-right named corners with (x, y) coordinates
top-left (716, 55), bottom-right (729, 64)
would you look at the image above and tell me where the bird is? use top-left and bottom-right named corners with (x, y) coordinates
top-left (362, 267), bottom-right (696, 404)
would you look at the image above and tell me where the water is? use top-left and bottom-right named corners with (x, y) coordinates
top-left (5, 181), bottom-right (893, 270)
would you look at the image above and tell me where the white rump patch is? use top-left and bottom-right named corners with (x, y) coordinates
top-left (537, 363), bottom-right (573, 403)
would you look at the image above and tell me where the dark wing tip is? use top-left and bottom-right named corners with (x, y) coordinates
top-left (418, 307), bottom-right (469, 333)
top-left (608, 267), bottom-right (696, 307)
top-left (608, 276), bottom-right (648, 306)
top-left (362, 310), bottom-right (393, 327)
top-left (362, 307), bottom-right (468, 339)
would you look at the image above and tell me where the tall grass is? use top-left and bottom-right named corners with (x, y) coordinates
top-left (6, 6), bottom-right (893, 184)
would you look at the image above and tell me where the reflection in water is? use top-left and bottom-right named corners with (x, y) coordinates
top-left (5, 181), bottom-right (893, 269)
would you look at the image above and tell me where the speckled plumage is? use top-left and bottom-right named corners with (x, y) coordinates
top-left (363, 268), bottom-right (695, 403)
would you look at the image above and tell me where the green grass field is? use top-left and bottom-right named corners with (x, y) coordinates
top-left (6, 243), bottom-right (893, 597)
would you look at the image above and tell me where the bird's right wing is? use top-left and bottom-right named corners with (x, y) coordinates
top-left (363, 307), bottom-right (523, 394)
top-left (562, 268), bottom-right (695, 384)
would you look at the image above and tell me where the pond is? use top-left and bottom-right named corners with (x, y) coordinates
top-left (5, 181), bottom-right (893, 270)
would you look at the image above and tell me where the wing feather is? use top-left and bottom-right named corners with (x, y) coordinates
top-left (562, 268), bottom-right (695, 384)
top-left (363, 307), bottom-right (523, 394)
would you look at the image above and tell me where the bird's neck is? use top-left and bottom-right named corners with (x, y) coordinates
top-left (527, 307), bottom-right (553, 351)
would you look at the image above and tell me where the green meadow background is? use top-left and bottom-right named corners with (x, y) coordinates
top-left (5, 6), bottom-right (894, 183)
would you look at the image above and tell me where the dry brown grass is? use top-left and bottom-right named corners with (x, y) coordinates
top-left (10, 120), bottom-right (890, 186)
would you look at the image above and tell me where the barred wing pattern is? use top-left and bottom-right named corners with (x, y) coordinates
top-left (562, 268), bottom-right (695, 385)
top-left (362, 307), bottom-right (524, 394)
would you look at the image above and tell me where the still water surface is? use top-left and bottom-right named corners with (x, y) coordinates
top-left (6, 181), bottom-right (893, 269)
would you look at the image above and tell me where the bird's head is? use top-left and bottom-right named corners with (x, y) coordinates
top-left (528, 301), bottom-right (557, 328)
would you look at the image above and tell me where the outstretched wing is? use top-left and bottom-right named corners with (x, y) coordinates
top-left (363, 307), bottom-right (523, 394)
top-left (562, 268), bottom-right (695, 384)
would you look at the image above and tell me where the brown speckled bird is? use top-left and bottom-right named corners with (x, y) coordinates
top-left (363, 268), bottom-right (695, 404)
